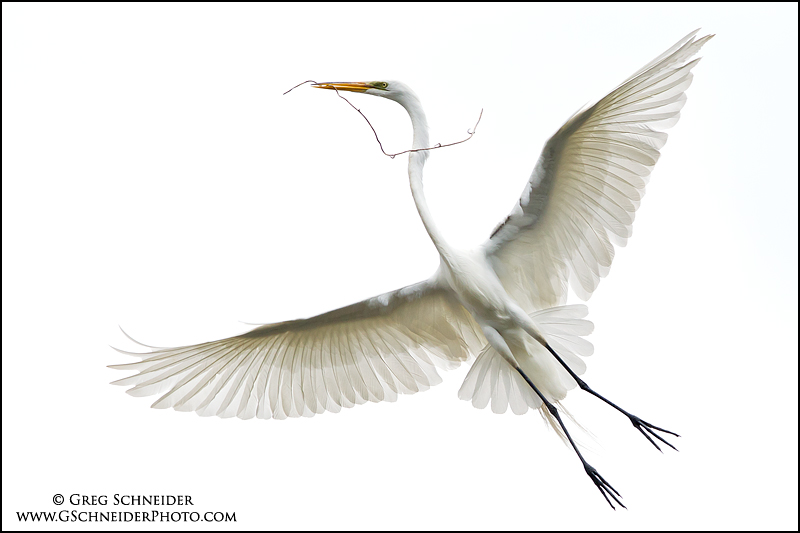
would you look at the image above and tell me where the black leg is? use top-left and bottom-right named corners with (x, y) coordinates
top-left (513, 365), bottom-right (626, 510)
top-left (543, 343), bottom-right (680, 452)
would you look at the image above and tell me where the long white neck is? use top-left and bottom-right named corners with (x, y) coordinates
top-left (396, 93), bottom-right (453, 263)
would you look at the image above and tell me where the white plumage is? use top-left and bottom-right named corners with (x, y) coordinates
top-left (486, 31), bottom-right (713, 309)
top-left (112, 281), bottom-right (484, 419)
top-left (458, 305), bottom-right (593, 415)
top-left (112, 30), bottom-right (712, 509)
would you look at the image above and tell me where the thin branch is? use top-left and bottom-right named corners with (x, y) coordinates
top-left (282, 80), bottom-right (319, 96)
top-left (284, 80), bottom-right (482, 159)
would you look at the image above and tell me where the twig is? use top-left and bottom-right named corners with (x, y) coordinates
top-left (284, 80), bottom-right (482, 159)
top-left (282, 80), bottom-right (318, 96)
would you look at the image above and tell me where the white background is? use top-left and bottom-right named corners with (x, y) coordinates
top-left (3, 3), bottom-right (797, 530)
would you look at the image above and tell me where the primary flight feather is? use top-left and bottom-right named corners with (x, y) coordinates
top-left (112, 30), bottom-right (712, 509)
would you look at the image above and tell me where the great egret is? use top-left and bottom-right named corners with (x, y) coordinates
top-left (111, 30), bottom-right (712, 509)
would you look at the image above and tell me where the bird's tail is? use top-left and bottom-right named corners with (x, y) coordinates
top-left (458, 304), bottom-right (594, 442)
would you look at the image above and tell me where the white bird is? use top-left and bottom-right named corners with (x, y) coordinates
top-left (112, 30), bottom-right (712, 509)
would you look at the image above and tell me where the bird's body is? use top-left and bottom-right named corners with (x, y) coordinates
top-left (440, 250), bottom-right (520, 330)
top-left (112, 30), bottom-right (713, 508)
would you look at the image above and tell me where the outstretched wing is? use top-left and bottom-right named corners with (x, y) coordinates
top-left (111, 279), bottom-right (483, 419)
top-left (483, 30), bottom-right (713, 311)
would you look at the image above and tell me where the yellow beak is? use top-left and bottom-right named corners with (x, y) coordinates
top-left (312, 82), bottom-right (372, 93)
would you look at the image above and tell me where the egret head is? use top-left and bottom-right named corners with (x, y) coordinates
top-left (312, 80), bottom-right (429, 152)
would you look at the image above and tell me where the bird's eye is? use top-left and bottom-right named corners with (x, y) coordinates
top-left (374, 82), bottom-right (388, 89)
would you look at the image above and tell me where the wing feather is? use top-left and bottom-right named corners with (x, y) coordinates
top-left (111, 280), bottom-right (483, 419)
top-left (485, 31), bottom-right (713, 310)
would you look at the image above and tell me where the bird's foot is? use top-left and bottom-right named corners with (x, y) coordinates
top-left (584, 463), bottom-right (626, 510)
top-left (629, 415), bottom-right (680, 452)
